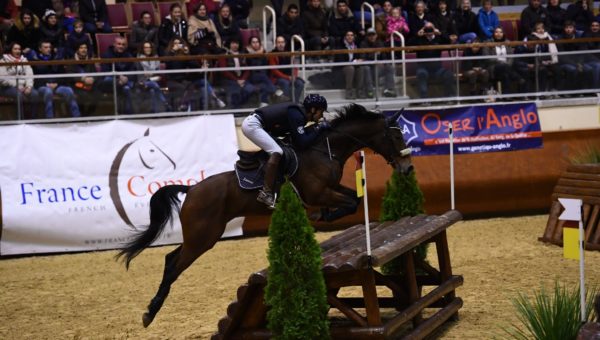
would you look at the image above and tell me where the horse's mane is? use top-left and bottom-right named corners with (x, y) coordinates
top-left (330, 104), bottom-right (382, 128)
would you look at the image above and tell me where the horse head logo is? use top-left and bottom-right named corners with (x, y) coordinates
top-left (109, 129), bottom-right (176, 229)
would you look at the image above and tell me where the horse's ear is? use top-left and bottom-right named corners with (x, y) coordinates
top-left (144, 128), bottom-right (150, 137)
top-left (387, 109), bottom-right (404, 126)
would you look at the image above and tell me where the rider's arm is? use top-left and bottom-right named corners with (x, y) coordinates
top-left (288, 106), bottom-right (321, 150)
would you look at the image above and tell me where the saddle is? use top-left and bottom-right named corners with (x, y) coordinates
top-left (234, 146), bottom-right (298, 190)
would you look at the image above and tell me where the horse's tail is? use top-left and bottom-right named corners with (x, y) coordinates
top-left (116, 185), bottom-right (190, 269)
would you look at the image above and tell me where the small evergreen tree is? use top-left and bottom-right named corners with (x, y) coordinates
top-left (379, 171), bottom-right (426, 274)
top-left (265, 181), bottom-right (330, 339)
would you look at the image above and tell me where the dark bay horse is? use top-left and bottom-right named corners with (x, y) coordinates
top-left (117, 104), bottom-right (413, 327)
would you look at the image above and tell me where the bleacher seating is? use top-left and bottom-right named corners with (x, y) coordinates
top-left (107, 3), bottom-right (131, 33)
top-left (130, 2), bottom-right (157, 26)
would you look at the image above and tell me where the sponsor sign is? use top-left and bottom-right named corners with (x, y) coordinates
top-left (0, 115), bottom-right (242, 255)
top-left (389, 103), bottom-right (543, 156)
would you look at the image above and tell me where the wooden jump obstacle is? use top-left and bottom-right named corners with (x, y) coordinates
top-left (540, 164), bottom-right (600, 251)
top-left (212, 210), bottom-right (463, 340)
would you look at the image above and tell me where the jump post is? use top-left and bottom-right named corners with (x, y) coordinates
top-left (212, 210), bottom-right (464, 339)
top-left (540, 164), bottom-right (600, 251)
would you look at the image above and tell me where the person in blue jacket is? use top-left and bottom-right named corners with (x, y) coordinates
top-left (478, 0), bottom-right (499, 40)
top-left (241, 94), bottom-right (329, 208)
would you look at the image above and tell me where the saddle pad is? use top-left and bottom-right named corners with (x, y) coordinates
top-left (234, 147), bottom-right (299, 190)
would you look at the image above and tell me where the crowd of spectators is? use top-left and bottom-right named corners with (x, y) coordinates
top-left (1, 0), bottom-right (600, 117)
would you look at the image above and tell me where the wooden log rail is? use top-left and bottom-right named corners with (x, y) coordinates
top-left (212, 210), bottom-right (464, 340)
top-left (540, 164), bottom-right (600, 251)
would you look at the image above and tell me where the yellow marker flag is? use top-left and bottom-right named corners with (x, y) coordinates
top-left (563, 227), bottom-right (580, 260)
top-left (355, 168), bottom-right (364, 197)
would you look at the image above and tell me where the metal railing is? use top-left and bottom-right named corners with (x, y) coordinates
top-left (262, 5), bottom-right (276, 51)
top-left (360, 2), bottom-right (375, 30)
top-left (390, 30), bottom-right (407, 98)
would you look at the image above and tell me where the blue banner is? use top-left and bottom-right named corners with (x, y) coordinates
top-left (388, 103), bottom-right (543, 156)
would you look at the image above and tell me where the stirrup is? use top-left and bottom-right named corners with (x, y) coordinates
top-left (257, 190), bottom-right (276, 209)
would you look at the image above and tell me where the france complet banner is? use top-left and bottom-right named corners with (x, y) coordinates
top-left (388, 103), bottom-right (543, 156)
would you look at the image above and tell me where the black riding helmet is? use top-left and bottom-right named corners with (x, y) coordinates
top-left (302, 94), bottom-right (327, 112)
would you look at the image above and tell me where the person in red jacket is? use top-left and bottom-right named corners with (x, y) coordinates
top-left (218, 37), bottom-right (256, 108)
top-left (269, 35), bottom-right (305, 103)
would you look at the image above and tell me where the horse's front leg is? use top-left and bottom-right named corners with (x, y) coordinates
top-left (313, 184), bottom-right (362, 222)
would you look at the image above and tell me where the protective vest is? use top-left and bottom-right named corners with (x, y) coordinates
top-left (255, 102), bottom-right (305, 135)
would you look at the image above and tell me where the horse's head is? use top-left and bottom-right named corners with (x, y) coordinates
top-left (379, 110), bottom-right (414, 175)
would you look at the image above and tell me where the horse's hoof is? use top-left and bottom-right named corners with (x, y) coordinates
top-left (142, 312), bottom-right (154, 328)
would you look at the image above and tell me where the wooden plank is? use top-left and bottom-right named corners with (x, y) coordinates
top-left (543, 201), bottom-right (562, 241)
top-left (435, 231), bottom-right (455, 306)
top-left (558, 178), bottom-right (600, 189)
top-left (325, 270), bottom-right (365, 289)
top-left (400, 297), bottom-right (463, 340)
top-left (402, 251), bottom-right (423, 327)
top-left (368, 211), bottom-right (463, 267)
top-left (327, 294), bottom-right (368, 327)
top-left (566, 164), bottom-right (600, 174)
top-left (239, 289), bottom-right (267, 328)
top-left (585, 205), bottom-right (600, 243)
top-left (562, 172), bottom-right (600, 181)
top-left (330, 326), bottom-right (385, 339)
top-left (554, 186), bottom-right (600, 198)
top-left (384, 275), bottom-right (463, 337)
top-left (592, 218), bottom-right (600, 244)
top-left (552, 219), bottom-right (568, 242)
top-left (361, 268), bottom-right (382, 326)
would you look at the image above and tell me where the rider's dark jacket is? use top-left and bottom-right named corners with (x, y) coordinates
top-left (254, 102), bottom-right (322, 149)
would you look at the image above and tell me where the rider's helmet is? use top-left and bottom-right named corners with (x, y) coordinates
top-left (302, 94), bottom-right (328, 112)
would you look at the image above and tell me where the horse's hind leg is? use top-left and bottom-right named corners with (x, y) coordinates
top-left (142, 218), bottom-right (226, 327)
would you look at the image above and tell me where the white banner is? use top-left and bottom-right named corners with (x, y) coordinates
top-left (0, 115), bottom-right (242, 255)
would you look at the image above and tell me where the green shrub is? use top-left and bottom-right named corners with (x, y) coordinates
top-left (504, 282), bottom-right (599, 340)
top-left (264, 182), bottom-right (330, 340)
top-left (379, 171), bottom-right (426, 275)
top-left (571, 144), bottom-right (600, 164)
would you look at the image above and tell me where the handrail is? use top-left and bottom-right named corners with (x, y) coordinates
top-left (290, 34), bottom-right (306, 81)
top-left (262, 5), bottom-right (276, 51)
top-left (390, 30), bottom-right (406, 98)
top-left (360, 2), bottom-right (375, 30)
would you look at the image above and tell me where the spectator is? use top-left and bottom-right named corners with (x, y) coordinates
top-left (78, 0), bottom-right (112, 35)
top-left (359, 27), bottom-right (396, 98)
top-left (333, 30), bottom-right (363, 99)
top-left (566, 0), bottom-right (594, 33)
top-left (39, 9), bottom-right (65, 54)
top-left (302, 0), bottom-right (331, 51)
top-left (477, 0), bottom-right (499, 40)
top-left (215, 4), bottom-right (240, 48)
top-left (557, 20), bottom-right (588, 91)
top-left (520, 0), bottom-right (550, 38)
top-left (461, 38), bottom-right (489, 95)
top-left (7, 9), bottom-right (41, 56)
top-left (408, 1), bottom-right (432, 43)
top-left (66, 19), bottom-right (93, 57)
top-left (269, 35), bottom-right (305, 103)
top-left (135, 41), bottom-right (170, 113)
top-left (414, 22), bottom-right (456, 100)
top-left (130, 11), bottom-right (159, 55)
top-left (583, 20), bottom-right (600, 89)
top-left (223, 0), bottom-right (252, 29)
top-left (0, 0), bottom-right (18, 42)
top-left (67, 42), bottom-right (97, 115)
top-left (158, 3), bottom-right (188, 56)
top-left (454, 0), bottom-right (478, 43)
top-left (329, 0), bottom-right (363, 45)
top-left (386, 6), bottom-right (410, 43)
top-left (277, 4), bottom-right (304, 44)
top-left (29, 40), bottom-right (80, 118)
top-left (188, 2), bottom-right (222, 55)
top-left (375, 0), bottom-right (394, 41)
top-left (546, 0), bottom-right (567, 36)
top-left (0, 42), bottom-right (39, 118)
top-left (21, 0), bottom-right (53, 20)
top-left (431, 0), bottom-right (457, 43)
top-left (245, 35), bottom-right (278, 107)
top-left (482, 26), bottom-right (525, 95)
top-left (188, 0), bottom-right (220, 18)
top-left (99, 36), bottom-right (135, 114)
top-left (218, 38), bottom-right (255, 108)
top-left (514, 24), bottom-right (558, 93)
top-left (163, 37), bottom-right (196, 111)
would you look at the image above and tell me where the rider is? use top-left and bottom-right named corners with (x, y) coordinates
top-left (241, 94), bottom-right (330, 208)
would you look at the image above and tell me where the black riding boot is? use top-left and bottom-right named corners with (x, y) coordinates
top-left (257, 153), bottom-right (281, 208)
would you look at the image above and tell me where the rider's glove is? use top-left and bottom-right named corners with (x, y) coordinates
top-left (317, 120), bottom-right (331, 130)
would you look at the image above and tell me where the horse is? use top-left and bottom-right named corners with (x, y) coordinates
top-left (116, 104), bottom-right (414, 327)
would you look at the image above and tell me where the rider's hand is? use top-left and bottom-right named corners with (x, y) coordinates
top-left (317, 120), bottom-right (331, 130)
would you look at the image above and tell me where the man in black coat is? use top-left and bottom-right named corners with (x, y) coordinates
top-left (79, 0), bottom-right (112, 34)
top-left (99, 36), bottom-right (136, 114)
top-left (520, 0), bottom-right (550, 38)
top-left (277, 4), bottom-right (304, 44)
top-left (328, 0), bottom-right (363, 45)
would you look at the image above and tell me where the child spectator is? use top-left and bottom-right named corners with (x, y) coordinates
top-left (386, 6), bottom-right (410, 41)
top-left (478, 0), bottom-right (499, 40)
top-left (66, 20), bottom-right (92, 57)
